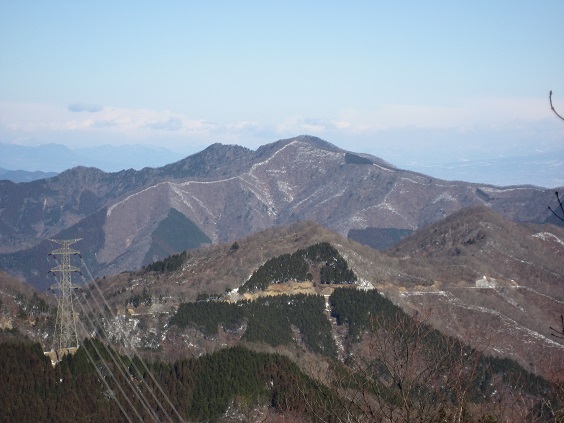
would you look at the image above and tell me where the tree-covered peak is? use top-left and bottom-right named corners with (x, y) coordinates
top-left (239, 242), bottom-right (357, 294)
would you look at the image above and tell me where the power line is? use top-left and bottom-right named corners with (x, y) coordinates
top-left (72, 310), bottom-right (137, 423)
top-left (79, 257), bottom-right (186, 423)
top-left (47, 250), bottom-right (149, 422)
top-left (75, 287), bottom-right (162, 422)
top-left (73, 288), bottom-right (159, 422)
top-left (46, 240), bottom-right (185, 422)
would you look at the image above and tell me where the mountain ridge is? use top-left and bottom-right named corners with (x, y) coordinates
top-left (0, 141), bottom-right (183, 173)
top-left (0, 136), bottom-right (561, 289)
top-left (3, 206), bottom-right (561, 384)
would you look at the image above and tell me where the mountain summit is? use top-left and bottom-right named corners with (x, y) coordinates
top-left (0, 136), bottom-right (559, 288)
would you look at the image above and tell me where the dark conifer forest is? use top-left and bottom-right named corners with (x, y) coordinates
top-left (0, 338), bottom-right (341, 422)
top-left (171, 293), bottom-right (337, 358)
top-left (239, 242), bottom-right (357, 293)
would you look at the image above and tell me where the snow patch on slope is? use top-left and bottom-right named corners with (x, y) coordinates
top-left (432, 192), bottom-right (457, 204)
top-left (532, 232), bottom-right (564, 247)
top-left (107, 181), bottom-right (171, 217)
top-left (401, 290), bottom-right (564, 349)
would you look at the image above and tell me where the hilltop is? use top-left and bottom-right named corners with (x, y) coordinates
top-left (7, 206), bottom-right (554, 383)
top-left (0, 135), bottom-right (560, 290)
top-left (2, 206), bottom-right (563, 421)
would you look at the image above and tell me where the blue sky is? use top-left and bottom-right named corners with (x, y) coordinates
top-left (1, 1), bottom-right (563, 184)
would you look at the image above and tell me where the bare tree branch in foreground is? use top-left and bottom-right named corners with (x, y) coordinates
top-left (549, 90), bottom-right (564, 121)
top-left (550, 314), bottom-right (564, 339)
top-left (548, 191), bottom-right (564, 223)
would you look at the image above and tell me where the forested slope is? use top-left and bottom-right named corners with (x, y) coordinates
top-left (1, 285), bottom-right (561, 422)
top-left (0, 338), bottom-right (340, 422)
top-left (171, 294), bottom-right (337, 358)
top-left (239, 242), bottom-right (357, 293)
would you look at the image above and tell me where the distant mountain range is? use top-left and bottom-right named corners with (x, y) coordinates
top-left (0, 135), bottom-right (561, 290)
top-left (0, 167), bottom-right (58, 183)
top-left (0, 142), bottom-right (184, 174)
top-left (2, 137), bottom-right (562, 421)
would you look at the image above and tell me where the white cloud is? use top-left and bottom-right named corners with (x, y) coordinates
top-left (275, 117), bottom-right (354, 135)
top-left (0, 97), bottom-right (562, 161)
top-left (0, 103), bottom-right (219, 142)
top-left (336, 97), bottom-right (554, 132)
top-left (147, 116), bottom-right (183, 131)
top-left (92, 119), bottom-right (117, 128)
top-left (68, 102), bottom-right (103, 113)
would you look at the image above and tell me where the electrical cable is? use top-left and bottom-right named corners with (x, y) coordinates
top-left (48, 268), bottom-right (134, 422)
top-left (73, 294), bottom-right (144, 422)
top-left (73, 316), bottom-right (135, 423)
top-left (79, 258), bottom-right (186, 423)
top-left (75, 289), bottom-right (162, 423)
top-left (49, 254), bottom-right (157, 422)
top-left (77, 273), bottom-right (173, 423)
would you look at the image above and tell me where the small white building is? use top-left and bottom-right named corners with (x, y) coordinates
top-left (475, 275), bottom-right (497, 288)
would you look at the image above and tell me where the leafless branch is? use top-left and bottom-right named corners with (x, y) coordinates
top-left (550, 315), bottom-right (564, 339)
top-left (549, 90), bottom-right (564, 121)
top-left (548, 191), bottom-right (564, 222)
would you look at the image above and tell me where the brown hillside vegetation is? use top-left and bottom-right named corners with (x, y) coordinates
top-left (389, 205), bottom-right (564, 292)
top-left (0, 271), bottom-right (54, 339)
top-left (1, 206), bottom-right (563, 420)
top-left (71, 206), bottom-right (564, 384)
top-left (385, 206), bottom-right (564, 381)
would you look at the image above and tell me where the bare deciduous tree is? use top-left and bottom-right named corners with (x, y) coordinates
top-left (295, 310), bottom-right (522, 422)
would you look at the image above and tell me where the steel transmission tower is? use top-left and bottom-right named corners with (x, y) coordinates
top-left (49, 239), bottom-right (81, 356)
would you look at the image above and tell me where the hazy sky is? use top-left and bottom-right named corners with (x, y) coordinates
top-left (1, 1), bottom-right (563, 173)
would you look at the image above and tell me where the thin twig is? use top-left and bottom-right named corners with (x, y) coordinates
top-left (550, 315), bottom-right (564, 339)
top-left (548, 191), bottom-right (564, 222)
top-left (549, 90), bottom-right (564, 121)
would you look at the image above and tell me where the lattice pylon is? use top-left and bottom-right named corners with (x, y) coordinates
top-left (49, 239), bottom-right (81, 354)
